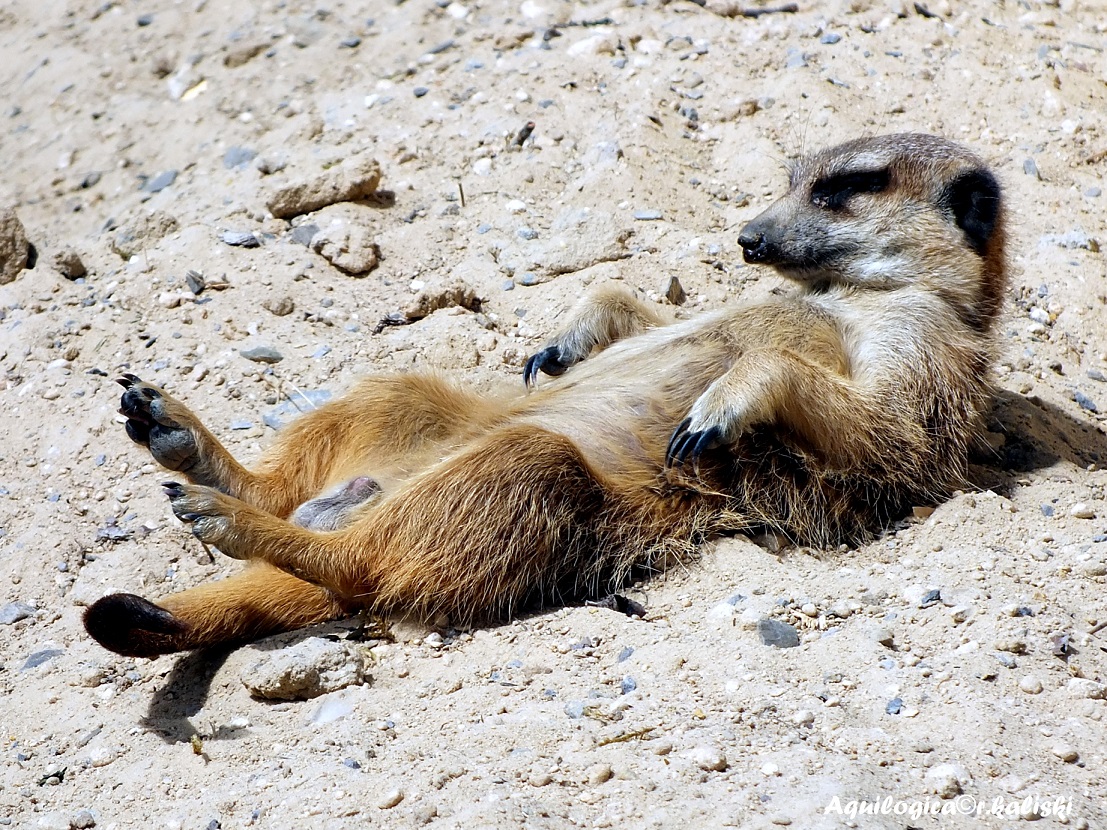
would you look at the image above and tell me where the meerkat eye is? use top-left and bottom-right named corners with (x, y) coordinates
top-left (811, 168), bottom-right (890, 210)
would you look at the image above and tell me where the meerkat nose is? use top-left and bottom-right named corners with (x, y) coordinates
top-left (738, 227), bottom-right (772, 263)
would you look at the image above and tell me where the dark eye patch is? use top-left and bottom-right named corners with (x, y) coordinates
top-left (811, 168), bottom-right (890, 210)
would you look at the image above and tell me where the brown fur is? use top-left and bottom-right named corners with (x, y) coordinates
top-left (85, 134), bottom-right (1007, 657)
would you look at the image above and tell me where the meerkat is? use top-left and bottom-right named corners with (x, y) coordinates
top-left (84, 133), bottom-right (1005, 657)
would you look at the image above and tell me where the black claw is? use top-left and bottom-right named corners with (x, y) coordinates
top-left (665, 418), bottom-right (692, 467)
top-left (665, 420), bottom-right (723, 471)
top-left (523, 345), bottom-right (568, 388)
top-left (116, 374), bottom-right (141, 389)
top-left (161, 481), bottom-right (184, 497)
top-left (179, 512), bottom-right (200, 522)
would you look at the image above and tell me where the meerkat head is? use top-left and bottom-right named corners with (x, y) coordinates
top-left (738, 134), bottom-right (1006, 329)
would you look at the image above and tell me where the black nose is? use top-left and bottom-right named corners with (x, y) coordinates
top-left (738, 229), bottom-right (770, 263)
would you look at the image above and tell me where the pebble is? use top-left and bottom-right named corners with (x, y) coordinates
top-left (687, 745), bottom-right (728, 772)
top-left (517, 226), bottom-right (538, 240)
top-left (1018, 675), bottom-right (1043, 695)
top-left (885, 697), bottom-right (903, 715)
top-left (1070, 502), bottom-right (1096, 519)
top-left (633, 209), bottom-right (662, 221)
top-left (0, 601), bottom-right (34, 625)
top-left (289, 223), bottom-right (320, 246)
top-left (341, 36), bottom-right (361, 48)
top-left (413, 86), bottom-right (429, 97)
top-left (222, 230), bottom-right (260, 248)
top-left (1073, 391), bottom-right (1098, 412)
top-left (1023, 158), bottom-right (1041, 180)
top-left (873, 627), bottom-right (894, 647)
top-left (620, 676), bottom-right (637, 694)
top-left (926, 763), bottom-right (968, 798)
top-left (756, 619), bottom-right (800, 648)
top-left (663, 274), bottom-right (686, 306)
top-left (71, 809), bottom-right (96, 828)
top-left (142, 169), bottom-right (178, 193)
top-left (262, 296), bottom-right (295, 317)
top-left (820, 32), bottom-right (842, 44)
top-left (21, 649), bottom-right (64, 670)
top-left (239, 636), bottom-right (368, 700)
top-left (311, 225), bottom-right (380, 275)
top-left (267, 157), bottom-right (382, 219)
top-left (1050, 742), bottom-right (1078, 763)
top-left (995, 653), bottom-right (1017, 669)
top-left (792, 709), bottom-right (815, 726)
top-left (1067, 678), bottom-right (1106, 699)
top-left (223, 146), bottom-right (257, 169)
top-left (240, 346), bottom-right (284, 364)
top-left (52, 247), bottom-right (87, 280)
top-left (0, 206), bottom-right (30, 284)
top-left (564, 701), bottom-right (584, 719)
top-left (585, 763), bottom-right (613, 785)
top-left (377, 789), bottom-right (404, 809)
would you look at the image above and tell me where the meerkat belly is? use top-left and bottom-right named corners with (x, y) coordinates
top-left (514, 329), bottom-right (732, 469)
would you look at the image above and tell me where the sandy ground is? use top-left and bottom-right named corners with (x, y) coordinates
top-left (1, 0), bottom-right (1106, 827)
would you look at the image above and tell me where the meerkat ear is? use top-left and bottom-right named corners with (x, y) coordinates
top-left (943, 168), bottom-right (1002, 255)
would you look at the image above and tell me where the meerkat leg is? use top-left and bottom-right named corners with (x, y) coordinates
top-left (117, 374), bottom-right (254, 495)
top-left (160, 426), bottom-right (618, 621)
top-left (82, 564), bottom-right (347, 657)
top-left (525, 283), bottom-right (668, 386)
top-left (118, 374), bottom-right (499, 519)
top-left (666, 349), bottom-right (926, 473)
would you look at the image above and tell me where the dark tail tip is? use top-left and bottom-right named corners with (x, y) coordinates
top-left (83, 593), bottom-right (191, 658)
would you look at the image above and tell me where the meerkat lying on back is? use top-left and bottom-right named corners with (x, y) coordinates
top-left (85, 134), bottom-right (1005, 657)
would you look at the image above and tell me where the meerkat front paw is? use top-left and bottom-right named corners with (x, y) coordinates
top-left (666, 385), bottom-right (751, 469)
top-left (523, 345), bottom-right (573, 388)
top-left (162, 481), bottom-right (244, 558)
top-left (117, 375), bottom-right (203, 473)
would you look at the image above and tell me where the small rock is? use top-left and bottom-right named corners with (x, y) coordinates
top-left (687, 745), bottom-right (728, 772)
top-left (517, 226), bottom-right (538, 240)
top-left (262, 296), bottom-right (295, 317)
top-left (919, 588), bottom-right (942, 608)
top-left (792, 709), bottom-right (815, 726)
top-left (873, 627), bottom-right (894, 648)
top-left (142, 170), bottom-right (178, 193)
top-left (663, 275), bottom-right (686, 305)
top-left (289, 223), bottom-right (320, 246)
top-left (996, 638), bottom-right (1028, 654)
top-left (995, 653), bottom-right (1017, 669)
top-left (240, 346), bottom-right (284, 364)
top-left (1050, 742), bottom-right (1078, 763)
top-left (620, 676), bottom-right (637, 694)
top-left (820, 32), bottom-right (842, 44)
top-left (22, 649), bottom-right (64, 670)
top-left (223, 146), bottom-right (257, 169)
top-left (341, 36), bottom-right (361, 48)
top-left (886, 697), bottom-right (903, 715)
top-left (377, 789), bottom-right (404, 809)
top-left (1073, 391), bottom-right (1098, 413)
top-left (757, 619), bottom-right (800, 648)
top-left (0, 601), bottom-right (34, 625)
top-left (926, 763), bottom-right (969, 798)
top-left (52, 247), bottom-right (87, 280)
top-left (1069, 502), bottom-right (1096, 519)
top-left (1067, 678), bottom-right (1106, 699)
top-left (564, 701), bottom-right (584, 719)
top-left (71, 809), bottom-right (97, 829)
top-left (633, 209), bottom-right (663, 221)
top-left (585, 763), bottom-right (613, 785)
top-left (0, 206), bottom-right (30, 284)
top-left (240, 636), bottom-right (368, 700)
top-left (1023, 158), bottom-right (1041, 180)
top-left (529, 772), bottom-right (552, 787)
top-left (1018, 675), bottom-right (1043, 695)
top-left (222, 230), bottom-right (260, 248)
top-left (413, 86), bottom-right (429, 97)
top-left (267, 157), bottom-right (382, 219)
top-left (310, 225), bottom-right (380, 275)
